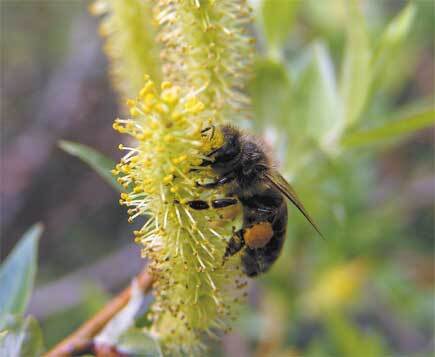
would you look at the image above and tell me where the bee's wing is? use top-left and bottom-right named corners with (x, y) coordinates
top-left (265, 171), bottom-right (324, 239)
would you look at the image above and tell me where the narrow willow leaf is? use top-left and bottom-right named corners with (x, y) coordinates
top-left (340, 0), bottom-right (371, 127)
top-left (0, 316), bottom-right (45, 357)
top-left (59, 140), bottom-right (122, 191)
top-left (372, 3), bottom-right (416, 85)
top-left (261, 0), bottom-right (300, 55)
top-left (292, 43), bottom-right (343, 147)
top-left (0, 224), bottom-right (42, 317)
top-left (373, 3), bottom-right (416, 62)
top-left (250, 58), bottom-right (291, 128)
top-left (342, 107), bottom-right (435, 148)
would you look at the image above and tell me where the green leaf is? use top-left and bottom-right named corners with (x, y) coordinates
top-left (250, 58), bottom-right (291, 129)
top-left (373, 3), bottom-right (416, 64)
top-left (340, 0), bottom-right (371, 127)
top-left (0, 224), bottom-right (42, 317)
top-left (325, 312), bottom-right (387, 357)
top-left (0, 315), bottom-right (45, 357)
top-left (371, 3), bottom-right (416, 88)
top-left (59, 140), bottom-right (122, 191)
top-left (291, 43), bottom-right (343, 147)
top-left (261, 0), bottom-right (300, 55)
top-left (342, 107), bottom-right (435, 148)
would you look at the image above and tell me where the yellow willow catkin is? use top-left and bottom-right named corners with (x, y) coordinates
top-left (113, 77), bottom-right (247, 355)
top-left (154, 0), bottom-right (255, 122)
top-left (90, 0), bottom-right (161, 100)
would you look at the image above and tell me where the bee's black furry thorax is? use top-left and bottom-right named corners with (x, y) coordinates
top-left (210, 125), bottom-right (270, 193)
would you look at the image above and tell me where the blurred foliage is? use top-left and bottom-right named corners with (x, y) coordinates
top-left (0, 316), bottom-right (45, 357)
top-left (0, 224), bottom-right (42, 317)
top-left (1, 0), bottom-right (434, 356)
top-left (59, 141), bottom-right (121, 191)
top-left (243, 1), bottom-right (434, 355)
top-left (0, 225), bottom-right (45, 356)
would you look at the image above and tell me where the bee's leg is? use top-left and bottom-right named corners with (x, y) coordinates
top-left (201, 125), bottom-right (216, 140)
top-left (197, 173), bottom-right (235, 189)
top-left (223, 230), bottom-right (245, 260)
top-left (211, 198), bottom-right (238, 208)
top-left (188, 159), bottom-right (213, 172)
top-left (187, 198), bottom-right (237, 211)
top-left (187, 200), bottom-right (210, 210)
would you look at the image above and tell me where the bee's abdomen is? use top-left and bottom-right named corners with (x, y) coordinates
top-left (241, 201), bottom-right (288, 277)
top-left (243, 222), bottom-right (274, 248)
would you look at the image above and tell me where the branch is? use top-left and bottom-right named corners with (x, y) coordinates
top-left (44, 268), bottom-right (154, 357)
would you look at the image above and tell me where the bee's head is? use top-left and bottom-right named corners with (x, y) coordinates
top-left (211, 125), bottom-right (241, 169)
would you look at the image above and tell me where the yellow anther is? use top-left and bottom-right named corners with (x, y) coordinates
top-left (98, 22), bottom-right (110, 37)
top-left (185, 98), bottom-right (197, 110)
top-left (193, 102), bottom-right (205, 113)
top-left (144, 93), bottom-right (156, 106)
top-left (163, 174), bottom-right (174, 184)
top-left (118, 144), bottom-right (124, 150)
top-left (161, 81), bottom-right (173, 90)
top-left (171, 112), bottom-right (182, 121)
top-left (161, 89), bottom-right (179, 104)
top-left (150, 121), bottom-right (159, 129)
top-left (191, 158), bottom-right (203, 166)
top-left (111, 169), bottom-right (119, 175)
top-left (126, 99), bottom-right (135, 107)
top-left (88, 1), bottom-right (107, 15)
top-left (139, 81), bottom-right (155, 98)
top-left (163, 134), bottom-right (174, 143)
top-left (155, 102), bottom-right (168, 114)
top-left (121, 165), bottom-right (130, 173)
top-left (130, 107), bottom-right (140, 117)
top-left (178, 155), bottom-right (187, 162)
top-left (185, 98), bottom-right (205, 114)
top-left (170, 186), bottom-right (179, 193)
top-left (133, 186), bottom-right (143, 193)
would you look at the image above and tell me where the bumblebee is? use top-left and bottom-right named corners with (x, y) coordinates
top-left (187, 125), bottom-right (322, 277)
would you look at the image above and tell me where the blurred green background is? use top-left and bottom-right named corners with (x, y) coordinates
top-left (1, 0), bottom-right (434, 356)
